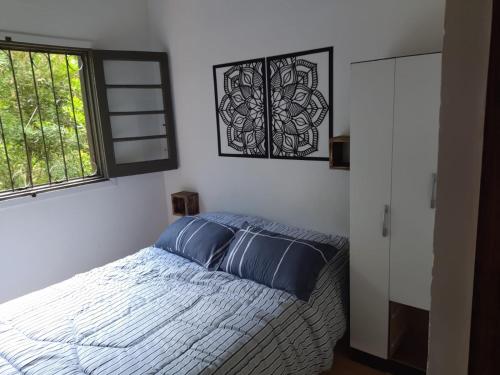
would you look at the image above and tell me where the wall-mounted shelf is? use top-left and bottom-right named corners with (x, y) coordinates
top-left (171, 191), bottom-right (199, 216)
top-left (329, 136), bottom-right (350, 170)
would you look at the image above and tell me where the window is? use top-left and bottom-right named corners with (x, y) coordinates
top-left (0, 43), bottom-right (102, 198)
top-left (0, 41), bottom-right (177, 200)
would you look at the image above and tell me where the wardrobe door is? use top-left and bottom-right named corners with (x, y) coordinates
top-left (350, 59), bottom-right (395, 358)
top-left (390, 54), bottom-right (441, 310)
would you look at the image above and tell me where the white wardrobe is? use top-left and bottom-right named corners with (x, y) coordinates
top-left (349, 53), bottom-right (441, 369)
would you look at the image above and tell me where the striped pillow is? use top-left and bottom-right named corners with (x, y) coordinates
top-left (220, 223), bottom-right (341, 300)
top-left (155, 216), bottom-right (236, 270)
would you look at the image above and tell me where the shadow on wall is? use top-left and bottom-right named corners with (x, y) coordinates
top-left (389, 6), bottom-right (444, 57)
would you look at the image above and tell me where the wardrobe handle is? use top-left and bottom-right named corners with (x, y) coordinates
top-left (430, 173), bottom-right (437, 209)
top-left (382, 205), bottom-right (390, 237)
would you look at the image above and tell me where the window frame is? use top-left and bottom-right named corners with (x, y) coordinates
top-left (91, 50), bottom-right (178, 177)
top-left (0, 40), bottom-right (108, 201)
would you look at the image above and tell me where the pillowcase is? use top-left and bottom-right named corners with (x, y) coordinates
top-left (155, 216), bottom-right (236, 270)
top-left (199, 212), bottom-right (348, 248)
top-left (220, 223), bottom-right (341, 301)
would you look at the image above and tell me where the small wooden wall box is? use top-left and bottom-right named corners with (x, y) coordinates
top-left (329, 135), bottom-right (350, 170)
top-left (171, 191), bottom-right (199, 216)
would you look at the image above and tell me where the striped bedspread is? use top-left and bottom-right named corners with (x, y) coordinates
top-left (0, 216), bottom-right (348, 374)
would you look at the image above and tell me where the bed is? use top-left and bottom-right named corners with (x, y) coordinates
top-left (0, 213), bottom-right (348, 375)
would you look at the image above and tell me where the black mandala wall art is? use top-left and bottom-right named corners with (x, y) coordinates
top-left (213, 58), bottom-right (268, 158)
top-left (267, 47), bottom-right (333, 160)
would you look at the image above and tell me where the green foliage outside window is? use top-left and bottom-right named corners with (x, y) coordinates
top-left (0, 48), bottom-right (97, 194)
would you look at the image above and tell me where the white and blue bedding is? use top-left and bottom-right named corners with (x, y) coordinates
top-left (0, 213), bottom-right (348, 374)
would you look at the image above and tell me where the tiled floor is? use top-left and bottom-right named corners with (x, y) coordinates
top-left (325, 353), bottom-right (390, 375)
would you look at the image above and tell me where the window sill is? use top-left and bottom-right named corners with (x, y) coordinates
top-left (0, 177), bottom-right (112, 206)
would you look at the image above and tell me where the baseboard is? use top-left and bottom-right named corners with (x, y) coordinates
top-left (348, 348), bottom-right (426, 375)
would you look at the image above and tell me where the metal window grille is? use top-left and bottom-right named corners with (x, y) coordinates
top-left (0, 44), bottom-right (103, 199)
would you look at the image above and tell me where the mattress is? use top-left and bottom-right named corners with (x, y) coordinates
top-left (0, 219), bottom-right (348, 375)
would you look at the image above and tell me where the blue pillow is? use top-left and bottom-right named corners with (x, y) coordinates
top-left (220, 223), bottom-right (341, 300)
top-left (155, 216), bottom-right (236, 270)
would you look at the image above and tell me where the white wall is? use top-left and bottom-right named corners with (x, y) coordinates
top-left (0, 0), bottom-right (155, 49)
top-left (148, 0), bottom-right (445, 236)
top-left (428, 0), bottom-right (492, 374)
top-left (0, 0), bottom-right (168, 303)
